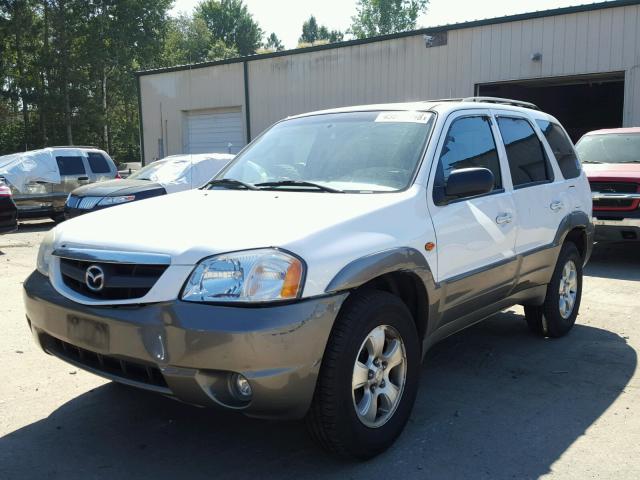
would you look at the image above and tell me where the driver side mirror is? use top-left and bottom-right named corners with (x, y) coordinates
top-left (444, 167), bottom-right (495, 202)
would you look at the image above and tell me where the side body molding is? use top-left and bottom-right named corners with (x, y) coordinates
top-left (322, 211), bottom-right (593, 357)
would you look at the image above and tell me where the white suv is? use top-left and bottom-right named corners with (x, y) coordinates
top-left (24, 98), bottom-right (593, 459)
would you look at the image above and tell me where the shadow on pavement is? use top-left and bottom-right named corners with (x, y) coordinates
top-left (1, 313), bottom-right (635, 479)
top-left (585, 242), bottom-right (640, 281)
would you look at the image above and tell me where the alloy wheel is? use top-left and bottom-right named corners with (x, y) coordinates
top-left (352, 325), bottom-right (407, 428)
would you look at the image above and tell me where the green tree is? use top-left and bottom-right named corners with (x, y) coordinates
top-left (163, 14), bottom-right (237, 66)
top-left (299, 15), bottom-right (344, 45)
top-left (299, 15), bottom-right (319, 43)
top-left (263, 32), bottom-right (284, 52)
top-left (0, 0), bottom-right (40, 149)
top-left (0, 0), bottom-right (175, 162)
top-left (195, 0), bottom-right (262, 56)
top-left (73, 0), bottom-right (172, 159)
top-left (350, 0), bottom-right (429, 39)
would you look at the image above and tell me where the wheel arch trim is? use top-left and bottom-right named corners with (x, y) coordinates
top-left (325, 247), bottom-right (436, 296)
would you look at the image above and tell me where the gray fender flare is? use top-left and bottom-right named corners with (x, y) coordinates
top-left (553, 211), bottom-right (594, 264)
top-left (325, 247), bottom-right (437, 297)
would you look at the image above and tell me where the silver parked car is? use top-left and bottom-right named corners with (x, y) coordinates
top-left (0, 147), bottom-right (118, 222)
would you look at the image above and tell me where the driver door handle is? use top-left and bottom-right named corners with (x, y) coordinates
top-left (550, 200), bottom-right (564, 212)
top-left (496, 213), bottom-right (513, 225)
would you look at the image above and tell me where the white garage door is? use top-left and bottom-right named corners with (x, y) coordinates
top-left (185, 109), bottom-right (245, 154)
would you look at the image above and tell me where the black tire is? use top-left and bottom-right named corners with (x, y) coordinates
top-left (306, 290), bottom-right (420, 459)
top-left (50, 214), bottom-right (65, 223)
top-left (525, 242), bottom-right (583, 338)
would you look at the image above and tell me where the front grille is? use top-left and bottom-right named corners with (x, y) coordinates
top-left (42, 333), bottom-right (168, 389)
top-left (60, 258), bottom-right (168, 300)
top-left (590, 181), bottom-right (639, 209)
top-left (77, 196), bottom-right (102, 210)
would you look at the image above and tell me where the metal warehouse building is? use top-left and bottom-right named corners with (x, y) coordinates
top-left (137, 0), bottom-right (640, 163)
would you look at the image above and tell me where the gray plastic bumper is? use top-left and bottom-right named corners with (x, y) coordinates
top-left (23, 271), bottom-right (348, 419)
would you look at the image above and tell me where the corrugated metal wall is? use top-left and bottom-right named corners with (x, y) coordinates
top-left (139, 3), bottom-right (640, 161)
top-left (140, 63), bottom-right (245, 161)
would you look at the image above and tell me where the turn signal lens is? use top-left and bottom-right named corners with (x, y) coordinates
top-left (281, 258), bottom-right (303, 298)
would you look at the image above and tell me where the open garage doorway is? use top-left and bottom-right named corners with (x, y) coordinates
top-left (477, 72), bottom-right (624, 142)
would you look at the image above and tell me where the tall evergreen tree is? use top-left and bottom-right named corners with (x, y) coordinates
top-left (195, 0), bottom-right (262, 56)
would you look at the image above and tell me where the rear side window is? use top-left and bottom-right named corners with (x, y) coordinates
top-left (56, 156), bottom-right (86, 175)
top-left (536, 120), bottom-right (581, 179)
top-left (87, 152), bottom-right (112, 174)
top-left (497, 117), bottom-right (553, 188)
top-left (435, 116), bottom-right (502, 203)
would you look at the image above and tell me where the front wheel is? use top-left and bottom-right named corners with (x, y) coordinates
top-left (306, 290), bottom-right (420, 459)
top-left (525, 242), bottom-right (583, 338)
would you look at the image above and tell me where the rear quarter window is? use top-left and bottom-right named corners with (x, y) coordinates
top-left (536, 120), bottom-right (581, 179)
top-left (497, 117), bottom-right (553, 188)
top-left (56, 156), bottom-right (86, 175)
top-left (87, 152), bottom-right (112, 174)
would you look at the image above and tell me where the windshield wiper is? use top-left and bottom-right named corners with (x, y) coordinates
top-left (581, 160), bottom-right (602, 164)
top-left (255, 180), bottom-right (344, 193)
top-left (206, 178), bottom-right (258, 190)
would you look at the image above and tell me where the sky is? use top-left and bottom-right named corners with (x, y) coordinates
top-left (170, 0), bottom-right (610, 49)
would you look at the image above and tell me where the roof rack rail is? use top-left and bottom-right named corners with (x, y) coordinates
top-left (461, 96), bottom-right (540, 110)
top-left (424, 98), bottom-right (465, 103)
top-left (49, 145), bottom-right (100, 149)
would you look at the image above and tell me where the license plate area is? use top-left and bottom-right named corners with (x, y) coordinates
top-left (67, 315), bottom-right (109, 350)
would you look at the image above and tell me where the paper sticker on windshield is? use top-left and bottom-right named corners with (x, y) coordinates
top-left (375, 111), bottom-right (430, 124)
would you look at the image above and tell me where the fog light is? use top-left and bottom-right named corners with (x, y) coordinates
top-left (232, 373), bottom-right (252, 399)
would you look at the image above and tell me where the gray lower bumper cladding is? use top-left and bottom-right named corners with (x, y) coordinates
top-left (23, 271), bottom-right (348, 420)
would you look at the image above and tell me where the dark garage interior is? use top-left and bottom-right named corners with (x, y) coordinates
top-left (477, 73), bottom-right (625, 142)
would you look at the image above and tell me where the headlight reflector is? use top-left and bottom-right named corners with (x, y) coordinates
top-left (182, 249), bottom-right (304, 303)
top-left (36, 230), bottom-right (55, 277)
top-left (98, 195), bottom-right (135, 206)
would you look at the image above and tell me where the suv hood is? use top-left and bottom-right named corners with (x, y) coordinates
top-left (72, 179), bottom-right (165, 197)
top-left (54, 187), bottom-right (420, 268)
top-left (582, 163), bottom-right (640, 181)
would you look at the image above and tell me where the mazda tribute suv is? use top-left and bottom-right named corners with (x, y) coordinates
top-left (23, 97), bottom-right (594, 459)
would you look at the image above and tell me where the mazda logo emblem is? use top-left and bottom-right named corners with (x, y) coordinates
top-left (85, 265), bottom-right (105, 292)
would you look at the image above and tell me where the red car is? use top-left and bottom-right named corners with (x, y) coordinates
top-left (576, 128), bottom-right (640, 242)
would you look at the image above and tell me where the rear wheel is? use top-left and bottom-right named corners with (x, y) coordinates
top-left (525, 242), bottom-right (583, 338)
top-left (306, 290), bottom-right (420, 459)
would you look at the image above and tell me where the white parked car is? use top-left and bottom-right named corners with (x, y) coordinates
top-left (24, 98), bottom-right (593, 459)
top-left (64, 153), bottom-right (234, 218)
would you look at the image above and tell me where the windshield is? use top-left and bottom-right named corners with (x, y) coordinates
top-left (575, 133), bottom-right (640, 164)
top-left (129, 158), bottom-right (190, 182)
top-left (216, 111), bottom-right (435, 192)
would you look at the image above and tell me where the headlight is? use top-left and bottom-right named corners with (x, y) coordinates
top-left (36, 230), bottom-right (56, 277)
top-left (182, 249), bottom-right (305, 303)
top-left (98, 195), bottom-right (135, 206)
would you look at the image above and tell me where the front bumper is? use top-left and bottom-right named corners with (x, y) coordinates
top-left (593, 218), bottom-right (640, 242)
top-left (64, 205), bottom-right (108, 219)
top-left (24, 271), bottom-right (347, 419)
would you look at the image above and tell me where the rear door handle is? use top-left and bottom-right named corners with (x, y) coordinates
top-left (496, 213), bottom-right (513, 225)
top-left (78, 176), bottom-right (89, 181)
top-left (550, 200), bottom-right (564, 212)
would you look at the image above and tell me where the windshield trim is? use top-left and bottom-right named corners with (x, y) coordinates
top-left (213, 109), bottom-right (438, 194)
